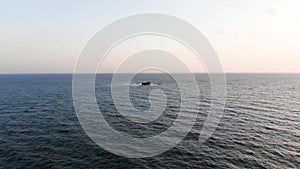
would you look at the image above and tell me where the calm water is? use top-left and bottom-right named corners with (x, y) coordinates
top-left (0, 74), bottom-right (299, 168)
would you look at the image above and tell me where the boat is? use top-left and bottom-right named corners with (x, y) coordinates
top-left (141, 81), bottom-right (151, 85)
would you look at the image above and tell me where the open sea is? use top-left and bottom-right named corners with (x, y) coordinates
top-left (0, 73), bottom-right (299, 168)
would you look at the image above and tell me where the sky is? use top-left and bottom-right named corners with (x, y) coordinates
top-left (1, 0), bottom-right (300, 73)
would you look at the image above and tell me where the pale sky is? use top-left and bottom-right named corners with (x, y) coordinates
top-left (1, 0), bottom-right (300, 73)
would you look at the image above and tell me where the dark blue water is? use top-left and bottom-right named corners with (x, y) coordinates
top-left (0, 74), bottom-right (299, 168)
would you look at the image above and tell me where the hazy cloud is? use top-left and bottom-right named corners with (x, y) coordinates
top-left (265, 8), bottom-right (277, 16)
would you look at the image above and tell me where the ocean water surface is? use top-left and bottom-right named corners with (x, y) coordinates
top-left (0, 73), bottom-right (299, 168)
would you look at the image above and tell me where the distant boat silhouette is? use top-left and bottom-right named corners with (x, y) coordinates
top-left (141, 81), bottom-right (151, 86)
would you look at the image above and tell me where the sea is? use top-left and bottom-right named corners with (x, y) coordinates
top-left (0, 73), bottom-right (299, 169)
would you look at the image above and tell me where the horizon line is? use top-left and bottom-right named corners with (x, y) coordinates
top-left (1, 72), bottom-right (300, 75)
